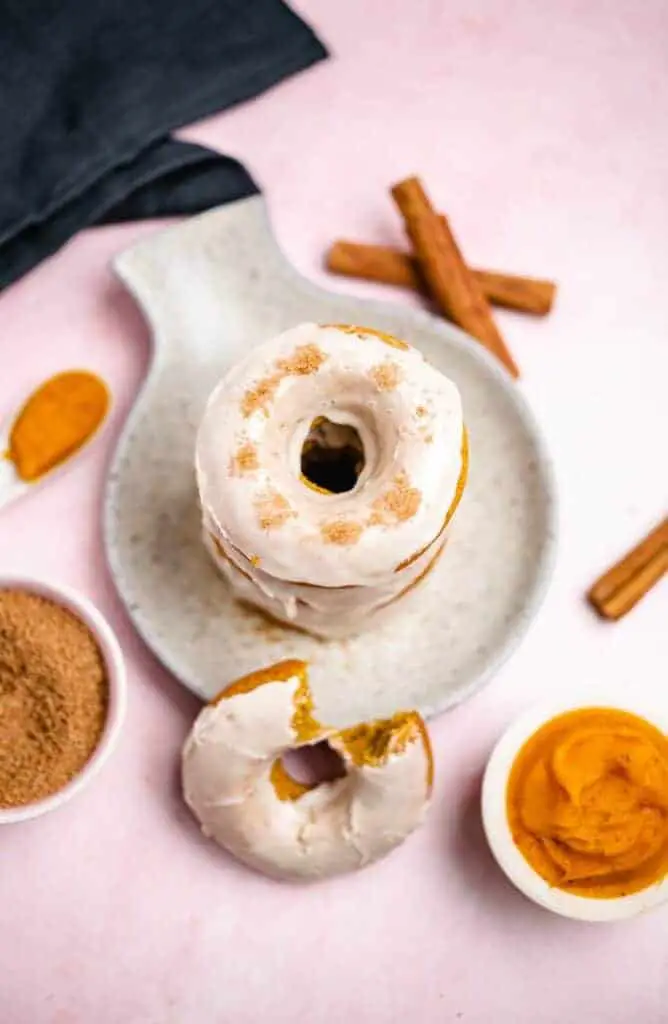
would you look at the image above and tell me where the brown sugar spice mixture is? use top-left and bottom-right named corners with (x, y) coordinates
top-left (0, 590), bottom-right (108, 808)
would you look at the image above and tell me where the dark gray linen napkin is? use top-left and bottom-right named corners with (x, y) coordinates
top-left (0, 0), bottom-right (327, 288)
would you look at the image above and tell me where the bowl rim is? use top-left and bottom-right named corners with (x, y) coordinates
top-left (481, 692), bottom-right (668, 922)
top-left (0, 575), bottom-right (126, 824)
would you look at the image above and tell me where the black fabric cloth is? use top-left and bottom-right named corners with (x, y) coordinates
top-left (0, 0), bottom-right (327, 288)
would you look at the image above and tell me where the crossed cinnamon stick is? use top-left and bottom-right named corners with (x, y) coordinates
top-left (325, 176), bottom-right (559, 379)
top-left (328, 239), bottom-right (555, 317)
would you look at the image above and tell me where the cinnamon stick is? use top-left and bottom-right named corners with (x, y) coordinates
top-left (326, 239), bottom-right (556, 316)
top-left (390, 178), bottom-right (520, 377)
top-left (588, 518), bottom-right (668, 621)
top-left (473, 268), bottom-right (555, 317)
top-left (327, 240), bottom-right (420, 289)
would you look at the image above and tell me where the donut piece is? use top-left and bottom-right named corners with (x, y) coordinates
top-left (182, 660), bottom-right (433, 881)
top-left (195, 322), bottom-right (466, 638)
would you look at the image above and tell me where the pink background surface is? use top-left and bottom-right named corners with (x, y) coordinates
top-left (1, 2), bottom-right (667, 1021)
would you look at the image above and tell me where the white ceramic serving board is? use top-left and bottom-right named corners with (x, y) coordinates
top-left (106, 195), bottom-right (556, 726)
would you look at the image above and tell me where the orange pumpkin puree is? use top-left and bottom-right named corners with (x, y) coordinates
top-left (7, 371), bottom-right (109, 482)
top-left (507, 708), bottom-right (668, 898)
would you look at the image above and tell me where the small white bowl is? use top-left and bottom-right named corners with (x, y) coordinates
top-left (482, 694), bottom-right (668, 922)
top-left (0, 576), bottom-right (126, 824)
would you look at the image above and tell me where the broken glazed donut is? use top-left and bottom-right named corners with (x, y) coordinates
top-left (181, 660), bottom-right (433, 881)
top-left (195, 322), bottom-right (467, 638)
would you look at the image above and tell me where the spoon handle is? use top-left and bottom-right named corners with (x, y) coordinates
top-left (0, 437), bottom-right (28, 511)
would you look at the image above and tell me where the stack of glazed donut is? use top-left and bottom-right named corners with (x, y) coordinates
top-left (195, 322), bottom-right (468, 639)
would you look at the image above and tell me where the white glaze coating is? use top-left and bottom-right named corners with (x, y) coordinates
top-left (195, 323), bottom-right (465, 636)
top-left (202, 524), bottom-right (446, 638)
top-left (181, 665), bottom-right (432, 881)
top-left (196, 323), bottom-right (463, 582)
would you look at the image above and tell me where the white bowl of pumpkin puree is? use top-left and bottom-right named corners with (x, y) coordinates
top-left (482, 697), bottom-right (668, 921)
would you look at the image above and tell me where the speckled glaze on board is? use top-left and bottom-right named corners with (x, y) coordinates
top-left (106, 195), bottom-right (556, 725)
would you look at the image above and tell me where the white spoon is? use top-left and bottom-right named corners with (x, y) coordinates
top-left (0, 443), bottom-right (29, 511)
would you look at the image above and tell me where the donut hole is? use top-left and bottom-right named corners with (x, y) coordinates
top-left (301, 417), bottom-right (365, 494)
top-left (280, 740), bottom-right (347, 787)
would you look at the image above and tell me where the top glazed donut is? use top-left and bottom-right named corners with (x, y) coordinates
top-left (196, 323), bottom-right (464, 589)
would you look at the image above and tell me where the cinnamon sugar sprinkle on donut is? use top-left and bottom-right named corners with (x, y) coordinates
top-left (321, 519), bottom-right (364, 545)
top-left (277, 343), bottom-right (327, 376)
top-left (241, 373), bottom-right (282, 418)
top-left (415, 405), bottom-right (428, 418)
top-left (229, 442), bottom-right (259, 475)
top-left (255, 490), bottom-right (297, 530)
top-left (370, 361), bottom-right (402, 392)
top-left (370, 471), bottom-right (422, 526)
top-left (241, 345), bottom-right (327, 418)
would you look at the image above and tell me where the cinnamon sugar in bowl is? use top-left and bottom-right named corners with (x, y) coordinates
top-left (0, 577), bottom-right (126, 824)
